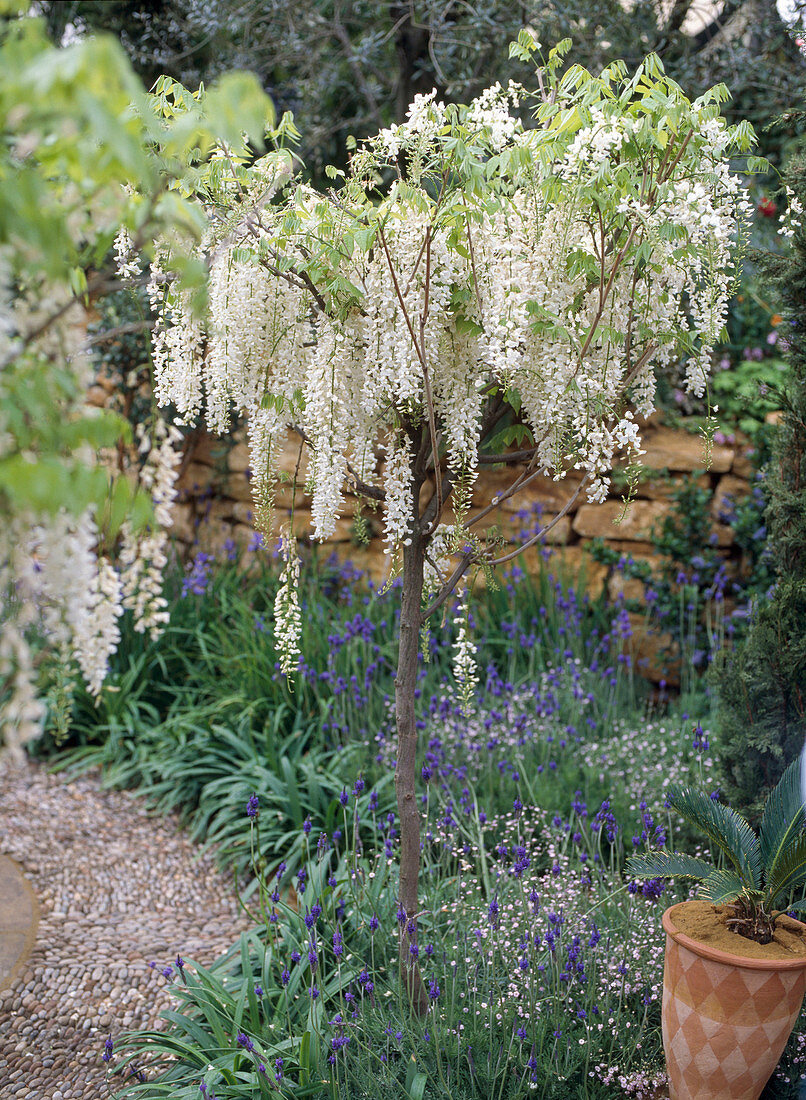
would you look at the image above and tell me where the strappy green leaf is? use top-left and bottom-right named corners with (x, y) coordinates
top-left (699, 868), bottom-right (748, 904)
top-left (666, 785), bottom-right (762, 890)
top-left (625, 850), bottom-right (712, 880)
top-left (760, 760), bottom-right (806, 894)
top-left (766, 833), bottom-right (806, 906)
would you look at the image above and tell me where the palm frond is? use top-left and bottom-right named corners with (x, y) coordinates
top-left (625, 850), bottom-right (713, 880)
top-left (666, 786), bottom-right (761, 890)
top-left (766, 833), bottom-right (806, 906)
top-left (760, 760), bottom-right (806, 892)
top-left (699, 868), bottom-right (747, 905)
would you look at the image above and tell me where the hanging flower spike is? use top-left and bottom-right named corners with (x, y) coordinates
top-left (274, 530), bottom-right (301, 678)
top-left (452, 586), bottom-right (478, 715)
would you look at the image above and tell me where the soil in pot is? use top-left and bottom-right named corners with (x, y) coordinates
top-left (672, 899), bottom-right (806, 960)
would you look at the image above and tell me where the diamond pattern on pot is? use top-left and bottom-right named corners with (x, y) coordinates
top-left (662, 934), bottom-right (806, 1100)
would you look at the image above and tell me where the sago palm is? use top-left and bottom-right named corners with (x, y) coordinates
top-left (626, 760), bottom-right (806, 943)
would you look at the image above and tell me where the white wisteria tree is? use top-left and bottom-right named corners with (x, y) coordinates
top-left (152, 36), bottom-right (757, 1010)
top-left (0, 12), bottom-right (275, 764)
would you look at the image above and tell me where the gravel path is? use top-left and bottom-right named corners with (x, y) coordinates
top-left (0, 759), bottom-right (251, 1099)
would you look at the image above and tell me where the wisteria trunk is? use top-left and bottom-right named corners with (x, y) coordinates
top-left (395, 533), bottom-right (428, 1015)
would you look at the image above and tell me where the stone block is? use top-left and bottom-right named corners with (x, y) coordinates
top-left (326, 545), bottom-right (391, 587)
top-left (222, 473), bottom-right (255, 503)
top-left (472, 469), bottom-right (584, 514)
top-left (626, 613), bottom-right (679, 685)
top-left (202, 500), bottom-right (239, 524)
top-left (193, 521), bottom-right (238, 558)
top-left (710, 523), bottom-right (734, 548)
top-left (604, 539), bottom-right (661, 564)
top-left (732, 449), bottom-right (757, 479)
top-left (633, 472), bottom-right (711, 501)
top-left (232, 501), bottom-right (256, 526)
top-left (573, 499), bottom-right (671, 542)
top-left (640, 427), bottom-right (733, 473)
top-left (499, 511), bottom-right (572, 546)
top-left (169, 503), bottom-right (197, 543)
top-left (227, 442), bottom-right (251, 473)
top-left (275, 436), bottom-right (310, 479)
top-left (86, 385), bottom-right (108, 408)
top-left (607, 574), bottom-right (647, 602)
top-left (176, 461), bottom-right (217, 494)
top-left (189, 433), bottom-right (228, 468)
top-left (711, 474), bottom-right (751, 521)
top-left (538, 545), bottom-right (609, 598)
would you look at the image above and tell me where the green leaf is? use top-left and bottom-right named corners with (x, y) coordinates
top-left (699, 868), bottom-right (747, 904)
top-left (454, 314), bottom-right (484, 337)
top-left (760, 760), bottom-right (806, 894)
top-left (666, 786), bottom-right (762, 890)
top-left (0, 455), bottom-right (108, 516)
top-left (405, 1057), bottom-right (428, 1100)
top-left (625, 850), bottom-right (713, 880)
top-left (766, 834), bottom-right (806, 906)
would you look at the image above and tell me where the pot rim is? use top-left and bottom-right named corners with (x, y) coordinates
top-left (663, 900), bottom-right (806, 971)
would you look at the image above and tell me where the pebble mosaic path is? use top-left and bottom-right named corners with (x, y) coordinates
top-left (0, 760), bottom-right (250, 1099)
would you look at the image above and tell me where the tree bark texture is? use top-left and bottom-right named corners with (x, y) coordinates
top-left (395, 522), bottom-right (429, 1016)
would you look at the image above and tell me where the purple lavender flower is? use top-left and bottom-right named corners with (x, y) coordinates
top-left (692, 723), bottom-right (709, 753)
top-left (181, 552), bottom-right (213, 597)
top-left (102, 1036), bottom-right (114, 1063)
top-left (246, 794), bottom-right (259, 818)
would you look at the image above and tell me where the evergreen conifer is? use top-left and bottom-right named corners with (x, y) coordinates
top-left (716, 146), bottom-right (806, 818)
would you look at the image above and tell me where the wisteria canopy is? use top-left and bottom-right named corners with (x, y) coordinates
top-left (151, 38), bottom-right (759, 677)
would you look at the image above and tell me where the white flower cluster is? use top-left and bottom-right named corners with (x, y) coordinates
top-left (382, 435), bottom-right (414, 554)
top-left (560, 106), bottom-right (628, 178)
top-left (0, 622), bottom-right (46, 765)
top-left (465, 82), bottom-right (522, 151)
top-left (31, 510), bottom-right (113, 691)
top-left (274, 531), bottom-right (301, 676)
top-left (1, 413), bottom-right (181, 764)
top-left (150, 250), bottom-right (206, 425)
top-left (0, 507), bottom-right (124, 763)
top-left (378, 91), bottom-right (447, 158)
top-left (452, 589), bottom-right (479, 713)
top-left (119, 420), bottom-right (181, 637)
top-left (113, 226), bottom-right (140, 285)
top-left (779, 185), bottom-right (804, 240)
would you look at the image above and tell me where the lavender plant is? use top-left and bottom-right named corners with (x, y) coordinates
top-left (106, 780), bottom-right (675, 1099)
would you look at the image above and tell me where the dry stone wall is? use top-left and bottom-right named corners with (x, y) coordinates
top-left (164, 417), bottom-right (758, 686)
top-left (173, 417), bottom-right (753, 591)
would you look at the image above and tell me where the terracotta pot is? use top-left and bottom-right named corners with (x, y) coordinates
top-left (662, 902), bottom-right (806, 1100)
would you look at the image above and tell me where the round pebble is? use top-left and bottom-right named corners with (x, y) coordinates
top-left (0, 759), bottom-right (250, 1098)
